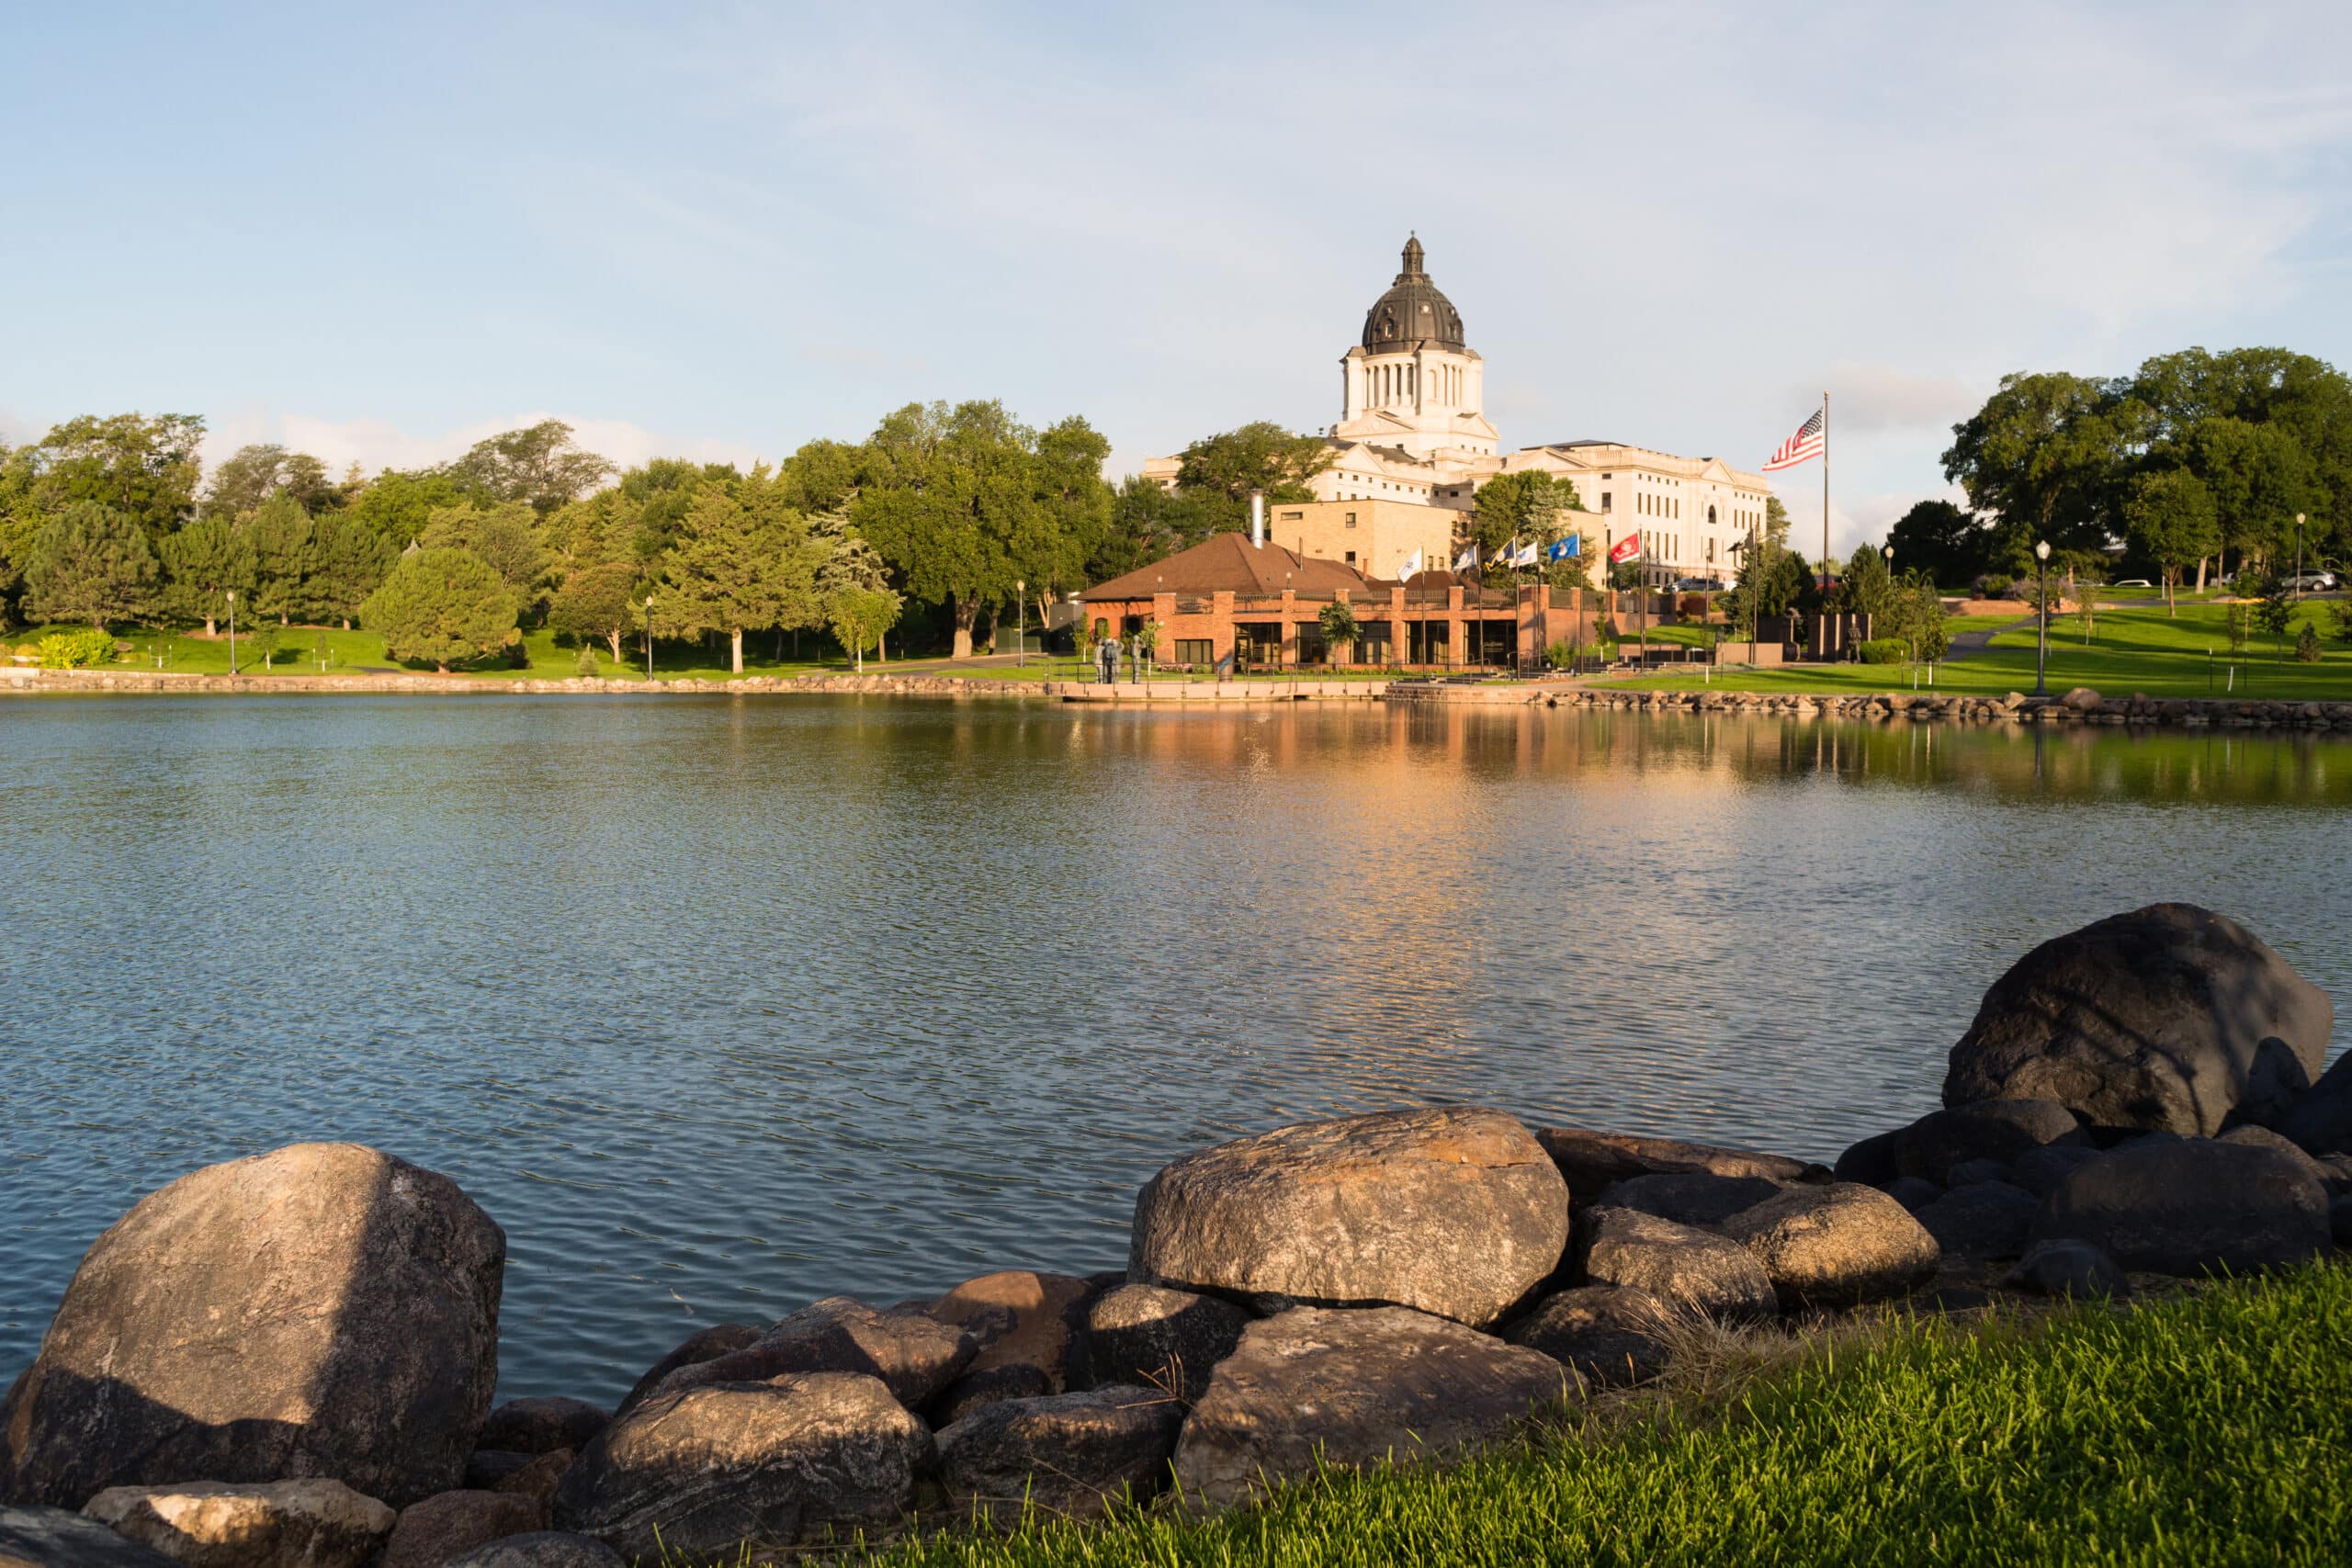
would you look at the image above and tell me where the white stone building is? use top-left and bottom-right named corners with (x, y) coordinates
top-left (1140, 237), bottom-right (1772, 587)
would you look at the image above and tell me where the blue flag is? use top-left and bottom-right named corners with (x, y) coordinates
top-left (1548, 536), bottom-right (1581, 561)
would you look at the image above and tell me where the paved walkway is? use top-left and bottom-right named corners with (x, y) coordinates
top-left (1944, 615), bottom-right (2038, 660)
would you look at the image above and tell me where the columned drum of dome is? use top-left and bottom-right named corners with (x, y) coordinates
top-left (1335, 235), bottom-right (1500, 478)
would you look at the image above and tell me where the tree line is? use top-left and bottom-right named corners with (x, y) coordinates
top-left (0, 406), bottom-right (1359, 670)
top-left (1885, 346), bottom-right (2351, 610)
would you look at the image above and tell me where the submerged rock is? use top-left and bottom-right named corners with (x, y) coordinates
top-left (1170, 1307), bottom-right (1567, 1509)
top-left (1941, 904), bottom-right (2331, 1136)
top-left (0, 1143), bottom-right (503, 1509)
top-left (1131, 1107), bottom-right (1568, 1327)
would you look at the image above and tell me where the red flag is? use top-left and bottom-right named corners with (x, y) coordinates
top-left (1609, 535), bottom-right (1643, 564)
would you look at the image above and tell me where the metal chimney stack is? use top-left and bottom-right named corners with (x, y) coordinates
top-left (1250, 489), bottom-right (1264, 547)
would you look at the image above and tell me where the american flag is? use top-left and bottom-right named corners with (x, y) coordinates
top-left (1763, 408), bottom-right (1825, 470)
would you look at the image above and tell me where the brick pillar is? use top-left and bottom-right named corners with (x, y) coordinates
top-left (1446, 584), bottom-right (1464, 670)
top-left (1388, 585), bottom-right (1407, 670)
top-left (1212, 590), bottom-right (1236, 678)
top-left (1282, 585), bottom-right (1296, 668)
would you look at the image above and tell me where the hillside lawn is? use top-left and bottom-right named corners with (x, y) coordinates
top-left (1620, 600), bottom-right (2352, 700)
top-left (813, 1263), bottom-right (2352, 1568)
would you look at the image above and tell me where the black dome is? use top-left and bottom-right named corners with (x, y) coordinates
top-left (1360, 235), bottom-right (1464, 352)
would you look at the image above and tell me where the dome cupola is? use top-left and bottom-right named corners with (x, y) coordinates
top-left (1360, 233), bottom-right (1464, 352)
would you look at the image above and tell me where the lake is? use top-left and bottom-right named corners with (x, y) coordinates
top-left (3, 694), bottom-right (2346, 1403)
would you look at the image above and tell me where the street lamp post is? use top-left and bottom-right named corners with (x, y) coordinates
top-left (644, 594), bottom-right (654, 682)
top-left (2034, 539), bottom-right (2052, 696)
top-left (1014, 579), bottom-right (1025, 670)
top-left (225, 590), bottom-right (237, 675)
top-left (2294, 513), bottom-right (2306, 604)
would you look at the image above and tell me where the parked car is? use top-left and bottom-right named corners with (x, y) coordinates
top-left (2112, 578), bottom-right (2152, 588)
top-left (2286, 570), bottom-right (2338, 592)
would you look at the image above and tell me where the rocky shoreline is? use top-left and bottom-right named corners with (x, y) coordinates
top-left (0, 670), bottom-right (1030, 700)
top-left (1520, 684), bottom-right (2352, 729)
top-left (4, 903), bottom-right (2347, 1568)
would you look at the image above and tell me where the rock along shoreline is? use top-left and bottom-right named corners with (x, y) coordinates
top-left (3, 901), bottom-right (2348, 1568)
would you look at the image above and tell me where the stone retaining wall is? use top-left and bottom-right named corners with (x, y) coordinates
top-left (1392, 682), bottom-right (2352, 730)
top-left (1046, 679), bottom-right (1393, 703)
top-left (0, 669), bottom-right (1034, 700)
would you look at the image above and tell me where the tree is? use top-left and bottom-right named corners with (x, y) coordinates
top-left (1835, 544), bottom-right (1898, 622)
top-left (659, 469), bottom-right (820, 673)
top-left (1318, 599), bottom-right (1361, 663)
top-left (2173, 417), bottom-right (2313, 580)
top-left (550, 560), bottom-right (643, 664)
top-left (245, 494), bottom-right (318, 624)
top-left (1171, 421), bottom-right (1334, 525)
top-left (1466, 470), bottom-right (1583, 561)
top-left (310, 513), bottom-right (394, 628)
top-left (203, 444), bottom-right (334, 518)
top-left (827, 584), bottom-right (901, 671)
top-left (1885, 499), bottom-right (1985, 584)
top-left (1895, 569), bottom-right (1951, 662)
top-left (23, 502), bottom-right (158, 627)
top-left (1026, 416), bottom-right (1114, 610)
top-left (18, 413), bottom-right (205, 541)
top-left (421, 501), bottom-right (549, 607)
top-left (344, 467), bottom-right (463, 551)
top-left (778, 439), bottom-right (865, 515)
top-left (158, 515), bottom-right (256, 633)
top-left (1942, 372), bottom-right (2134, 561)
top-left (447, 420), bottom-right (616, 515)
top-left (359, 547), bottom-right (519, 671)
top-left (1091, 475), bottom-right (1219, 583)
top-left (2122, 469), bottom-right (2221, 615)
top-left (852, 400), bottom-right (1046, 659)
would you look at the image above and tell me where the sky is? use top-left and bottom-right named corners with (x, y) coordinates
top-left (5, 0), bottom-right (2350, 558)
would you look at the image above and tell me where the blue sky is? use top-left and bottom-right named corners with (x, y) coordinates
top-left (6, 1), bottom-right (2348, 556)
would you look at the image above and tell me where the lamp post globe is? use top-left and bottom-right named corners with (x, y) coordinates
top-left (2033, 540), bottom-right (2052, 696)
top-left (2294, 513), bottom-right (2306, 602)
top-left (1014, 579), bottom-right (1024, 669)
top-left (225, 590), bottom-right (237, 676)
top-left (644, 594), bottom-right (655, 682)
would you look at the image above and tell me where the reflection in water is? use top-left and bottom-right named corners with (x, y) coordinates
top-left (1, 694), bottom-right (2345, 1401)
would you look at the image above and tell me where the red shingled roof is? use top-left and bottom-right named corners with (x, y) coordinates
top-left (1081, 534), bottom-right (1374, 601)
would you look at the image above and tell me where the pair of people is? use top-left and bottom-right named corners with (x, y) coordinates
top-left (1095, 635), bottom-right (1122, 684)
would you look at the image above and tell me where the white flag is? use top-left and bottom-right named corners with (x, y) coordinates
top-left (1399, 549), bottom-right (1424, 580)
top-left (1511, 541), bottom-right (1539, 568)
top-left (1453, 545), bottom-right (1477, 572)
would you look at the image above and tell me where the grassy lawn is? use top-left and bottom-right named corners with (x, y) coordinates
top-left (838, 1264), bottom-right (2352, 1568)
top-left (8, 623), bottom-right (858, 682)
top-left (1622, 601), bottom-right (2352, 699)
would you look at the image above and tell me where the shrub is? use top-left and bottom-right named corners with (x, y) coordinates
top-left (574, 645), bottom-right (599, 677)
top-left (39, 627), bottom-right (117, 668)
top-left (1546, 640), bottom-right (1576, 668)
top-left (2295, 622), bottom-right (2322, 663)
top-left (1857, 637), bottom-right (1909, 665)
top-left (358, 547), bottom-right (520, 671)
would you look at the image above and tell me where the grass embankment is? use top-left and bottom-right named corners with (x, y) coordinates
top-left (836, 1264), bottom-right (2351, 1568)
top-left (1623, 600), bottom-right (2352, 700)
top-left (10, 623), bottom-right (854, 682)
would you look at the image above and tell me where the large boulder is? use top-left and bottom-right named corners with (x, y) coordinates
top-left (2004, 1239), bottom-right (2131, 1300)
top-left (1534, 1126), bottom-right (1825, 1201)
top-left (1910, 1181), bottom-right (2040, 1260)
top-left (1891, 1100), bottom-right (2084, 1184)
top-left (1831, 1128), bottom-right (1901, 1187)
top-left (1592, 1172), bottom-right (1783, 1228)
top-left (925, 1271), bottom-right (1093, 1419)
top-left (443, 1536), bottom-right (622, 1568)
top-left (1502, 1286), bottom-right (1674, 1388)
top-left (0, 1506), bottom-right (176, 1568)
top-left (380, 1491), bottom-right (546, 1568)
top-left (654, 1296), bottom-right (975, 1410)
top-left (2030, 1140), bottom-right (2331, 1275)
top-left (935, 1386), bottom-right (1184, 1524)
top-left (1131, 1107), bottom-right (1568, 1326)
top-left (2280, 1049), bottom-right (2352, 1156)
top-left (1573, 1207), bottom-right (1776, 1322)
top-left (1941, 905), bottom-right (2332, 1136)
top-left (1084, 1284), bottom-right (1249, 1403)
top-left (81, 1480), bottom-right (397, 1568)
top-left (1170, 1307), bottom-right (1567, 1509)
top-left (478, 1398), bottom-right (607, 1459)
top-left (614, 1324), bottom-right (760, 1418)
top-left (2007, 1144), bottom-right (2103, 1199)
top-left (551, 1373), bottom-right (927, 1560)
top-left (1721, 1183), bottom-right (1940, 1308)
top-left (0, 1144), bottom-right (503, 1509)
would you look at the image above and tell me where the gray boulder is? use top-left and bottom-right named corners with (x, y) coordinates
top-left (0, 1506), bottom-right (176, 1568)
top-left (2217, 1125), bottom-right (2337, 1190)
top-left (0, 1144), bottom-right (503, 1509)
top-left (552, 1372), bottom-right (929, 1560)
top-left (1085, 1283), bottom-right (1249, 1403)
top-left (1131, 1108), bottom-right (1568, 1327)
top-left (1573, 1206), bottom-right (1776, 1322)
top-left (1534, 1126), bottom-right (1826, 1201)
top-left (1941, 904), bottom-right (2332, 1136)
top-left (2005, 1239), bottom-right (2131, 1300)
top-left (462, 1451), bottom-right (537, 1491)
top-left (936, 1385), bottom-right (1184, 1524)
top-left (1170, 1307), bottom-right (1567, 1509)
top-left (2030, 1139), bottom-right (2330, 1275)
top-left (1911, 1181), bottom-right (2040, 1260)
top-left (1831, 1128), bottom-right (1902, 1187)
top-left (81, 1480), bottom-right (398, 1568)
top-left (1721, 1183), bottom-right (1940, 1308)
top-left (380, 1490), bottom-right (546, 1568)
top-left (614, 1323), bottom-right (760, 1418)
top-left (443, 1534), bottom-right (623, 1568)
top-left (2280, 1049), bottom-right (2352, 1156)
top-left (1945, 1158), bottom-right (2014, 1189)
top-left (1885, 1178), bottom-right (1943, 1213)
top-left (2008, 1144), bottom-right (2103, 1199)
top-left (1502, 1285), bottom-right (1675, 1387)
top-left (478, 1398), bottom-right (607, 1458)
top-left (654, 1296), bottom-right (975, 1410)
top-left (1893, 1099), bottom-right (2084, 1184)
top-left (1594, 1172), bottom-right (1782, 1228)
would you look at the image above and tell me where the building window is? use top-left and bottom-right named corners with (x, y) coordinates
top-left (1280, 510), bottom-right (1302, 521)
top-left (1345, 550), bottom-right (1357, 564)
top-left (1600, 491), bottom-right (1611, 511)
top-left (1344, 512), bottom-right (1357, 526)
top-left (1173, 638), bottom-right (1213, 665)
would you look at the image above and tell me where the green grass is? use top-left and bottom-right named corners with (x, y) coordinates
top-left (837, 1264), bottom-right (2351, 1568)
top-left (7, 623), bottom-right (858, 682)
top-left (1623, 600), bottom-right (2352, 699)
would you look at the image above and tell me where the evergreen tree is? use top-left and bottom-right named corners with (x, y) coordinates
top-left (359, 547), bottom-right (519, 671)
top-left (159, 514), bottom-right (257, 634)
top-left (23, 501), bottom-right (157, 627)
top-left (310, 513), bottom-right (395, 628)
top-left (659, 468), bottom-right (821, 673)
top-left (246, 493), bottom-right (317, 624)
top-left (420, 501), bottom-right (550, 607)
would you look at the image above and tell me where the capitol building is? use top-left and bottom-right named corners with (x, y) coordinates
top-left (1142, 236), bottom-right (1774, 588)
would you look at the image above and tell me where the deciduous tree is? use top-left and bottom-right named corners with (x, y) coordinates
top-left (20, 413), bottom-right (205, 541)
top-left (826, 584), bottom-right (901, 672)
top-left (343, 467), bottom-right (463, 551)
top-left (2122, 468), bottom-right (2221, 615)
top-left (1884, 499), bottom-right (1984, 584)
top-left (852, 400), bottom-right (1045, 659)
top-left (421, 501), bottom-right (550, 607)
top-left (549, 560), bottom-right (642, 663)
top-left (448, 420), bottom-right (616, 515)
top-left (203, 444), bottom-right (334, 518)
top-left (359, 547), bottom-right (519, 671)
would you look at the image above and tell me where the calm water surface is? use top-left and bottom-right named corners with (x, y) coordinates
top-left (3, 694), bottom-right (2346, 1401)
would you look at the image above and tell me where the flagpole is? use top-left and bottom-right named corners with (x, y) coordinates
top-left (1821, 390), bottom-right (1831, 597)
